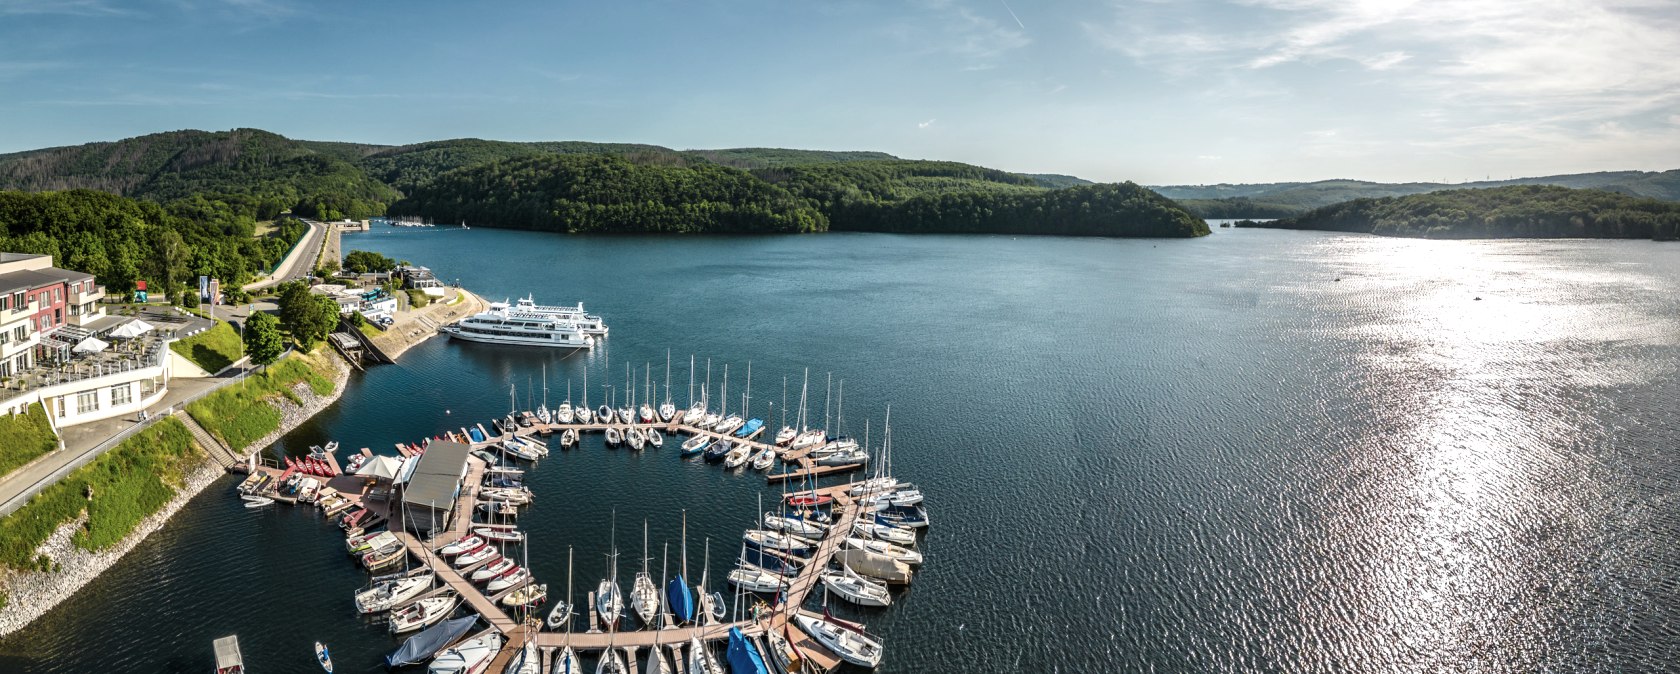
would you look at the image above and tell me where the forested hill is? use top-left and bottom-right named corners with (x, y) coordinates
top-left (1236, 185), bottom-right (1680, 240)
top-left (359, 139), bottom-right (690, 193)
top-left (387, 154), bottom-right (827, 234)
top-left (0, 129), bottom-right (398, 220)
top-left (1159, 170), bottom-right (1680, 218)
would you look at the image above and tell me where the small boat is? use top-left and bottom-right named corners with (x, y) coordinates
top-left (749, 447), bottom-right (776, 471)
top-left (853, 519), bottom-right (917, 547)
top-left (659, 402), bottom-right (676, 423)
top-left (390, 594), bottom-right (458, 634)
top-left (793, 614), bottom-right (883, 668)
top-left (501, 583), bottom-right (547, 607)
top-left (554, 647), bottom-right (583, 674)
top-left (478, 501), bottom-right (520, 517)
top-left (683, 404), bottom-right (705, 425)
top-left (468, 426), bottom-right (486, 443)
top-left (557, 402), bottom-right (574, 424)
top-left (575, 406), bottom-right (593, 424)
top-left (703, 440), bottom-right (732, 463)
top-left (439, 536), bottom-right (485, 556)
top-left (726, 626), bottom-right (771, 674)
top-left (765, 626), bottom-right (804, 674)
top-left (242, 495), bottom-right (274, 508)
top-left (560, 428), bottom-right (579, 448)
top-left (873, 504), bottom-right (930, 529)
top-left (639, 404), bottom-right (655, 424)
top-left (597, 406), bottom-right (615, 424)
top-left (835, 549), bottom-right (913, 585)
top-left (454, 545), bottom-right (498, 568)
top-left (520, 410), bottom-right (537, 428)
top-left (727, 564), bottom-right (789, 593)
top-left (844, 536), bottom-right (923, 565)
top-left (764, 513), bottom-right (826, 538)
top-left (742, 530), bottom-right (815, 556)
top-left (688, 637), bottom-right (722, 674)
top-left (680, 434), bottom-right (709, 457)
top-left (698, 413), bottom-right (720, 430)
top-left (315, 641), bottom-right (333, 673)
top-left (822, 565), bottom-right (892, 607)
top-left (733, 418), bottom-right (764, 439)
top-left (355, 572), bottom-right (435, 613)
top-left (617, 407), bottom-right (635, 426)
top-left (473, 525), bottom-right (526, 542)
top-left (774, 427), bottom-right (797, 446)
top-left (472, 449), bottom-right (501, 465)
top-left (470, 557), bottom-right (515, 583)
top-left (479, 488), bottom-right (532, 505)
top-left (859, 488), bottom-right (924, 508)
top-left (722, 443), bottom-right (751, 469)
top-left (546, 598), bottom-right (573, 630)
top-left (604, 427), bottom-right (623, 447)
top-left (847, 477), bottom-right (900, 496)
top-left (714, 415), bottom-right (745, 435)
top-left (486, 567), bottom-right (532, 593)
top-left (627, 428), bottom-right (647, 451)
top-left (647, 428), bottom-right (664, 448)
top-left (596, 648), bottom-right (626, 674)
top-left (790, 429), bottom-right (826, 449)
top-left (596, 578), bottom-right (623, 628)
top-left (784, 492), bottom-right (833, 507)
top-left (501, 441), bottom-right (541, 462)
top-left (427, 631), bottom-right (501, 674)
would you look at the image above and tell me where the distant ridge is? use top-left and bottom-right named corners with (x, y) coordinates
top-left (1154, 171), bottom-right (1680, 218)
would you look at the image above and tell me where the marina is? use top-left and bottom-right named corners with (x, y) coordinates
top-left (232, 375), bottom-right (919, 672)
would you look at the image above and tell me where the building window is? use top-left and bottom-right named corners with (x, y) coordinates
top-left (140, 378), bottom-right (157, 397)
top-left (12, 293), bottom-right (22, 308)
top-left (53, 288), bottom-right (60, 302)
top-left (111, 384), bottom-right (132, 406)
top-left (76, 390), bottom-right (99, 414)
top-left (0, 295), bottom-right (7, 311)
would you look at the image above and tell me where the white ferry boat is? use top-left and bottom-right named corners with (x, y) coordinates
top-left (440, 303), bottom-right (595, 348)
top-left (512, 296), bottom-right (608, 336)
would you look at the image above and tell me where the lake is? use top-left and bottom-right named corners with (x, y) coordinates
top-left (3, 226), bottom-right (1677, 672)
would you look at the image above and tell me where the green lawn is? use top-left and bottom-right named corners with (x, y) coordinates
top-left (0, 403), bottom-right (57, 478)
top-left (185, 352), bottom-right (335, 451)
top-left (0, 417), bottom-right (202, 570)
top-left (169, 321), bottom-right (244, 373)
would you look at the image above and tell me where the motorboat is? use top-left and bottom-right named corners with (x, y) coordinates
top-left (315, 641), bottom-right (333, 673)
top-left (793, 614), bottom-right (883, 668)
top-left (426, 630), bottom-right (501, 674)
top-left (389, 594), bottom-right (458, 634)
top-left (823, 565), bottom-right (897, 607)
top-left (546, 598), bottom-right (573, 630)
top-left (242, 495), bottom-right (274, 508)
top-left (774, 427), bottom-right (797, 446)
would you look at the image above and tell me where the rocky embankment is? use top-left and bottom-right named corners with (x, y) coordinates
top-left (0, 351), bottom-right (352, 636)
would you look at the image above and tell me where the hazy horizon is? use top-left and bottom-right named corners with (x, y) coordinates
top-left (2, 0), bottom-right (1676, 185)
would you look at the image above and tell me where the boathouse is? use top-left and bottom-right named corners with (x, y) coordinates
top-left (399, 439), bottom-right (471, 537)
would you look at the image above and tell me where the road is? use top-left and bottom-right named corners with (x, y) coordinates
top-left (243, 219), bottom-right (326, 291)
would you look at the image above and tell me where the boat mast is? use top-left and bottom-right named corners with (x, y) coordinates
top-left (566, 545), bottom-right (574, 642)
top-left (721, 364), bottom-right (729, 417)
top-left (836, 380), bottom-right (844, 437)
top-left (665, 350), bottom-right (672, 407)
top-left (744, 361), bottom-right (751, 418)
top-left (542, 364), bottom-right (548, 409)
top-left (509, 383), bottom-right (517, 415)
top-left (688, 354), bottom-right (695, 407)
top-left (798, 369), bottom-right (809, 432)
top-left (681, 509), bottom-right (689, 587)
top-left (781, 376), bottom-right (788, 430)
top-left (660, 542), bottom-right (669, 631)
top-left (704, 358), bottom-right (712, 409)
top-left (824, 373), bottom-right (832, 432)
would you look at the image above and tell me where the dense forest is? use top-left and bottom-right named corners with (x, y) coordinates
top-left (1236, 185), bottom-right (1680, 239)
top-left (0, 189), bottom-right (308, 294)
top-left (0, 129), bottom-right (397, 220)
top-left (389, 154), bottom-right (827, 233)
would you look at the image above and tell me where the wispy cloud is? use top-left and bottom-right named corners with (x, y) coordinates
top-left (0, 0), bottom-right (134, 16)
top-left (918, 118), bottom-right (937, 129)
top-left (889, 0), bottom-right (1031, 62)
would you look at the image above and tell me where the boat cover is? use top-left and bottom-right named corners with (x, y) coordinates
top-left (386, 615), bottom-right (477, 666)
top-left (727, 627), bottom-right (771, 674)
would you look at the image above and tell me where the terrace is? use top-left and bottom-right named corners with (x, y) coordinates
top-left (0, 306), bottom-right (210, 396)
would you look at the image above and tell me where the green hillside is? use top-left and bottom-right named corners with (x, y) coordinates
top-left (1236, 185), bottom-right (1680, 240)
top-left (1159, 170), bottom-right (1680, 218)
top-left (0, 128), bottom-right (398, 220)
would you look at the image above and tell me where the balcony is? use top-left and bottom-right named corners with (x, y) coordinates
top-left (1, 297), bottom-right (40, 324)
top-left (69, 283), bottom-right (105, 304)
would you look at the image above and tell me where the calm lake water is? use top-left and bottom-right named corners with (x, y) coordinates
top-left (3, 226), bottom-right (1678, 673)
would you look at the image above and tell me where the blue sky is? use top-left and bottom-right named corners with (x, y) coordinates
top-left (1, 0), bottom-right (1676, 184)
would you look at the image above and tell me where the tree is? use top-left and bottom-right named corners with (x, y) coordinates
top-left (342, 250), bottom-right (396, 274)
top-left (275, 281), bottom-right (338, 349)
top-left (243, 311), bottom-right (283, 369)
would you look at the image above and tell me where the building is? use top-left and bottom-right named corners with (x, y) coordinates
top-left (399, 440), bottom-right (471, 537)
top-left (0, 252), bottom-right (111, 377)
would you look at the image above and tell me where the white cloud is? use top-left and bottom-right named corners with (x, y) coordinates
top-left (889, 0), bottom-right (1031, 61)
top-left (918, 118), bottom-right (937, 129)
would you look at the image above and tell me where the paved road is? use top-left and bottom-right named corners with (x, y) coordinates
top-left (243, 220), bottom-right (325, 291)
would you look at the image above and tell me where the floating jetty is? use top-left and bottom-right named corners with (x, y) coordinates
top-left (238, 402), bottom-right (907, 673)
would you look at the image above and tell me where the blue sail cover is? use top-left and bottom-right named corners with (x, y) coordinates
top-left (386, 615), bottom-right (478, 666)
top-left (727, 627), bottom-right (771, 674)
top-left (667, 575), bottom-right (695, 623)
top-left (734, 418), bottom-right (764, 438)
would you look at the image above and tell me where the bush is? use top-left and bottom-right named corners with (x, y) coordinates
top-left (406, 289), bottom-right (431, 308)
top-left (0, 403), bottom-right (57, 477)
top-left (168, 321), bottom-right (244, 373)
top-left (0, 417), bottom-right (202, 569)
top-left (185, 353), bottom-right (334, 450)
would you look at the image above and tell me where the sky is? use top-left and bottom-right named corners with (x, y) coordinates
top-left (1, 0), bottom-right (1677, 184)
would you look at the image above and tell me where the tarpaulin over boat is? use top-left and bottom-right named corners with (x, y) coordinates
top-left (386, 615), bottom-right (477, 666)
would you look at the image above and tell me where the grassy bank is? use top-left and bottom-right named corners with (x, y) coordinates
top-left (0, 418), bottom-right (202, 570)
top-left (185, 350), bottom-right (335, 451)
top-left (0, 403), bottom-right (57, 478)
top-left (168, 321), bottom-right (244, 373)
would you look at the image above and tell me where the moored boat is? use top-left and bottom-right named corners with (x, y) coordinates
top-left (389, 594), bottom-right (458, 634)
top-left (793, 614), bottom-right (883, 668)
top-left (426, 630), bottom-right (501, 673)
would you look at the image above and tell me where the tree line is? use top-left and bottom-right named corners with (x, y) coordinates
top-left (1237, 185), bottom-right (1680, 240)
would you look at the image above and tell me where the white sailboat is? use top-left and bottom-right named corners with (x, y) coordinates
top-left (821, 564), bottom-right (892, 607)
top-left (793, 613), bottom-right (883, 668)
top-left (631, 521), bottom-right (659, 626)
top-left (687, 637), bottom-right (721, 674)
top-left (597, 515), bottom-right (624, 629)
top-left (428, 631), bottom-right (502, 674)
top-left (547, 546), bottom-right (575, 629)
top-left (659, 351), bottom-right (676, 423)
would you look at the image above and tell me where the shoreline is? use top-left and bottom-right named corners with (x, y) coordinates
top-left (0, 349), bottom-right (353, 637)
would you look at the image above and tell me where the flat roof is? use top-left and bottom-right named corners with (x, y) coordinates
top-left (0, 252), bottom-right (47, 263)
top-left (401, 440), bottom-right (471, 511)
top-left (0, 269), bottom-right (68, 295)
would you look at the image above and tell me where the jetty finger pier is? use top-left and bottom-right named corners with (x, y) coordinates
top-left (236, 398), bottom-right (927, 673)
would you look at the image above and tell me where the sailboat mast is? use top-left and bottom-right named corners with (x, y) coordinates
top-left (721, 364), bottom-right (729, 417)
top-left (566, 545), bottom-right (574, 636)
top-left (798, 369), bottom-right (809, 432)
top-left (744, 361), bottom-right (751, 418)
top-left (681, 510), bottom-right (689, 582)
top-left (705, 358), bottom-right (712, 408)
top-left (781, 376), bottom-right (788, 430)
top-left (688, 354), bottom-right (695, 407)
top-left (824, 372), bottom-right (832, 432)
top-left (665, 350), bottom-right (672, 407)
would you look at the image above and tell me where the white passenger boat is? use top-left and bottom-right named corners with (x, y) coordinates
top-left (511, 296), bottom-right (608, 336)
top-left (440, 302), bottom-right (595, 349)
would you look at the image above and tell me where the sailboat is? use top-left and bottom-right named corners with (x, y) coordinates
top-left (597, 515), bottom-right (624, 630)
top-left (577, 367), bottom-right (593, 424)
top-left (793, 612), bottom-right (883, 668)
top-left (559, 378), bottom-right (575, 424)
top-left (645, 542), bottom-right (673, 674)
top-left (726, 626), bottom-right (771, 674)
top-left (548, 546), bottom-right (575, 628)
top-left (696, 538), bottom-right (724, 625)
top-left (640, 364), bottom-right (656, 423)
top-left (659, 351), bottom-right (676, 423)
top-left (821, 563), bottom-right (892, 607)
top-left (648, 428), bottom-right (664, 448)
top-left (508, 639), bottom-right (541, 674)
top-left (631, 521), bottom-right (659, 626)
top-left (668, 512), bottom-right (696, 625)
top-left (688, 637), bottom-right (722, 674)
top-left (595, 646), bottom-right (626, 674)
top-left (427, 632), bottom-right (502, 674)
